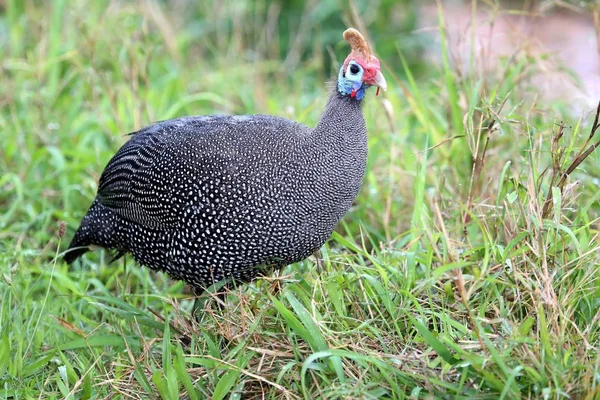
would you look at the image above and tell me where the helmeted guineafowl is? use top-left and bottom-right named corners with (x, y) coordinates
top-left (65, 28), bottom-right (387, 294)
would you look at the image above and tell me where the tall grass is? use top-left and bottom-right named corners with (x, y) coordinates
top-left (1, 0), bottom-right (599, 398)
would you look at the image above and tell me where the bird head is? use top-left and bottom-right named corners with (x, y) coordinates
top-left (337, 28), bottom-right (387, 101)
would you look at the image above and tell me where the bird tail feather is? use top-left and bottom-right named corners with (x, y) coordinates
top-left (64, 199), bottom-right (121, 264)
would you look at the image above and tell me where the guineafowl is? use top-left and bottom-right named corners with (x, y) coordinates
top-left (65, 28), bottom-right (387, 296)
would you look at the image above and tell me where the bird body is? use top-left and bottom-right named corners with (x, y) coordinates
top-left (66, 29), bottom-right (386, 291)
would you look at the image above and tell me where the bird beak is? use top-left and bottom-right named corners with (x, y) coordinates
top-left (363, 68), bottom-right (387, 96)
top-left (372, 70), bottom-right (387, 92)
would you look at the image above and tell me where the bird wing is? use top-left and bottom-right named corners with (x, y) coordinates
top-left (96, 114), bottom-right (307, 230)
top-left (97, 120), bottom-right (238, 229)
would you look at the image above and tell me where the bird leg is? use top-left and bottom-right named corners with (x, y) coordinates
top-left (190, 279), bottom-right (238, 322)
top-left (312, 248), bottom-right (324, 273)
top-left (191, 286), bottom-right (205, 318)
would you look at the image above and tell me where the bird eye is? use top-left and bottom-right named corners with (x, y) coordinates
top-left (349, 64), bottom-right (360, 75)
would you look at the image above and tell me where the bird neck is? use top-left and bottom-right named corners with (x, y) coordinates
top-left (312, 85), bottom-right (366, 144)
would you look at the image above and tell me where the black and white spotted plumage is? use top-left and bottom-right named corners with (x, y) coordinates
top-left (65, 87), bottom-right (370, 290)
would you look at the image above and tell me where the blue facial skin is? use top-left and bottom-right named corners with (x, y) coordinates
top-left (337, 60), bottom-right (371, 100)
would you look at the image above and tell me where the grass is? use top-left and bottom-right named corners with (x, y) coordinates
top-left (1, 0), bottom-right (600, 399)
